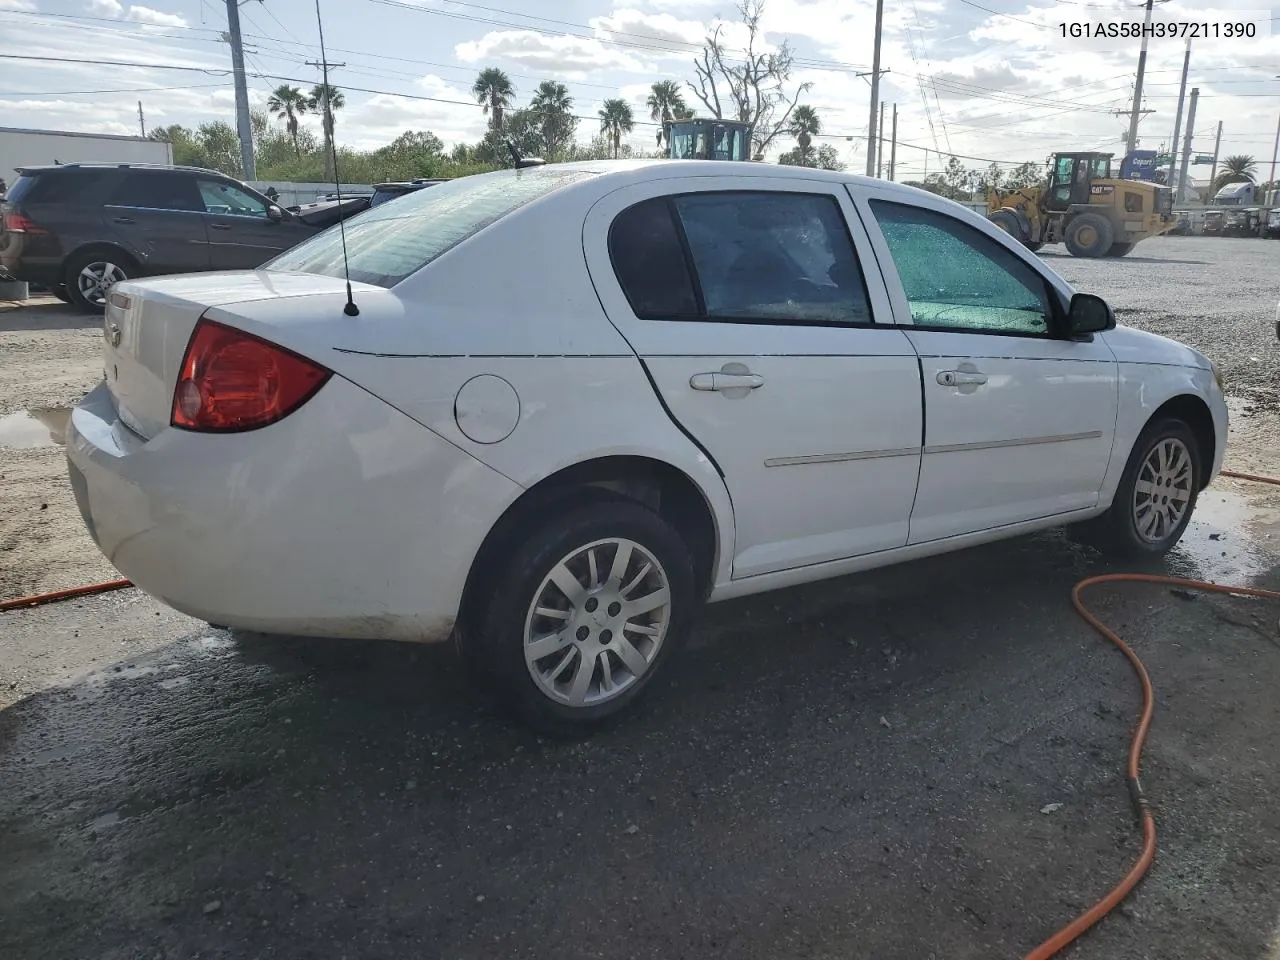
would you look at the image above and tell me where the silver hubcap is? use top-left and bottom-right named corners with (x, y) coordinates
top-left (1133, 437), bottom-right (1193, 542)
top-left (523, 538), bottom-right (671, 708)
top-left (77, 261), bottom-right (126, 305)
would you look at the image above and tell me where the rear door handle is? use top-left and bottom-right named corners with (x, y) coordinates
top-left (690, 372), bottom-right (764, 391)
top-left (209, 224), bottom-right (231, 231)
top-left (111, 217), bottom-right (135, 224)
top-left (937, 370), bottom-right (988, 386)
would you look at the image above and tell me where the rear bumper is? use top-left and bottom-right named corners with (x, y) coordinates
top-left (0, 253), bottom-right (60, 287)
top-left (65, 377), bottom-right (521, 642)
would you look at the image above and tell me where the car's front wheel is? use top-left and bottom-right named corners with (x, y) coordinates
top-left (64, 250), bottom-right (134, 313)
top-left (1075, 417), bottom-right (1202, 557)
top-left (473, 497), bottom-right (697, 736)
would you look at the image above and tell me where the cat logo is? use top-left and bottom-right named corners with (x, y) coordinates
top-left (1090, 184), bottom-right (1115, 196)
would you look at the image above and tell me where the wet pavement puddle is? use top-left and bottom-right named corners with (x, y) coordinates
top-left (0, 406), bottom-right (71, 449)
top-left (1170, 486), bottom-right (1280, 583)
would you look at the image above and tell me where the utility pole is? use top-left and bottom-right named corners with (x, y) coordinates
top-left (1207, 120), bottom-right (1223, 198)
top-left (1176, 88), bottom-right (1198, 206)
top-left (1268, 113), bottom-right (1280, 206)
top-left (1168, 38), bottom-right (1191, 182)
top-left (137, 101), bottom-right (145, 138)
top-left (889, 103), bottom-right (898, 180)
top-left (224, 0), bottom-right (256, 179)
top-left (865, 0), bottom-right (884, 177)
top-left (877, 100), bottom-right (886, 177)
top-left (1126, 0), bottom-right (1156, 153)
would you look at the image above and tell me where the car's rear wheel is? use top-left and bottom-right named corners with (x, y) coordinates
top-left (1072, 418), bottom-right (1202, 557)
top-left (64, 250), bottom-right (134, 313)
top-left (472, 497), bottom-right (696, 736)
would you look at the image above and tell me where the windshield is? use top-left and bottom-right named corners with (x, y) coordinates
top-left (266, 168), bottom-right (596, 287)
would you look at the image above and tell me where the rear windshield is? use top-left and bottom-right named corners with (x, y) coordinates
top-left (266, 168), bottom-right (597, 287)
top-left (5, 169), bottom-right (114, 205)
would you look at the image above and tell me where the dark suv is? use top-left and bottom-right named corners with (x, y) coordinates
top-left (0, 163), bottom-right (328, 311)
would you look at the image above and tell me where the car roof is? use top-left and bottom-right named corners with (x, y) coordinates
top-left (504, 158), bottom-right (935, 203)
top-left (15, 162), bottom-right (233, 177)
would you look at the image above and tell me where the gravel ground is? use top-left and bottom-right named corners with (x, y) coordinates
top-left (3, 241), bottom-right (1280, 959)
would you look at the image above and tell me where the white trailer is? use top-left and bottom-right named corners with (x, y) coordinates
top-left (0, 126), bottom-right (173, 190)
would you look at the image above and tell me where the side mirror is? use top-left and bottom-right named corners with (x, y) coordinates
top-left (267, 204), bottom-right (284, 221)
top-left (1066, 292), bottom-right (1114, 337)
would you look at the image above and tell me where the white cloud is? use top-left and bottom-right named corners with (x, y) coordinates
top-left (588, 8), bottom-right (705, 53)
top-left (455, 30), bottom-right (646, 74)
top-left (0, 0), bottom-right (38, 12)
top-left (87, 0), bottom-right (123, 14)
top-left (127, 5), bottom-right (186, 27)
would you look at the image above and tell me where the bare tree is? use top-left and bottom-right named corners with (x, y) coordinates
top-left (688, 0), bottom-right (811, 156)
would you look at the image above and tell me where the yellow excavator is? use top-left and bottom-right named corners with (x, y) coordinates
top-left (986, 152), bottom-right (1177, 258)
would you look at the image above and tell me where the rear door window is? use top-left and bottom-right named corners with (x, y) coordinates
top-left (267, 168), bottom-right (596, 287)
top-left (608, 190), bottom-right (874, 326)
top-left (109, 172), bottom-right (202, 212)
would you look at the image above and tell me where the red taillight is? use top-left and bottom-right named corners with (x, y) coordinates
top-left (171, 319), bottom-right (331, 432)
top-left (3, 212), bottom-right (39, 233)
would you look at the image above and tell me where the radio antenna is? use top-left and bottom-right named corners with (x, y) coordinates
top-left (313, 0), bottom-right (359, 317)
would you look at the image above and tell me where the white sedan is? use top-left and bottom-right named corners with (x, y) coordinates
top-left (66, 160), bottom-right (1228, 733)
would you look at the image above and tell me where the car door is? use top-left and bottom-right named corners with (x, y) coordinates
top-left (851, 186), bottom-right (1119, 544)
top-left (103, 171), bottom-right (209, 274)
top-left (197, 178), bottom-right (305, 269)
top-left (583, 175), bottom-right (923, 580)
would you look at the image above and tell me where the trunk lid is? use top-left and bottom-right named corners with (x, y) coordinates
top-left (102, 270), bottom-right (379, 439)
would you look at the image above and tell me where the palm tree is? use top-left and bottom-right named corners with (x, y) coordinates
top-left (598, 99), bottom-right (635, 160)
top-left (472, 67), bottom-right (515, 132)
top-left (647, 80), bottom-right (688, 147)
top-left (267, 84), bottom-right (308, 156)
top-left (789, 105), bottom-right (821, 163)
top-left (530, 80), bottom-right (574, 157)
top-left (1213, 154), bottom-right (1258, 192)
top-left (308, 83), bottom-right (345, 180)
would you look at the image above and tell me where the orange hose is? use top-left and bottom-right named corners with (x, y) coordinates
top-left (5, 468), bottom-right (1280, 960)
top-left (0, 578), bottom-right (132, 611)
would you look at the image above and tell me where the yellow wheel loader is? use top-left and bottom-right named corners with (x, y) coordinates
top-left (987, 153), bottom-right (1177, 258)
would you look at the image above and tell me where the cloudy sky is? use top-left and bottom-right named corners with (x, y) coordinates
top-left (2, 0), bottom-right (1279, 178)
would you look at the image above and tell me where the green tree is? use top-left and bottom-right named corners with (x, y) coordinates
top-left (780, 104), bottom-right (820, 166)
top-left (529, 80), bottom-right (576, 159)
top-left (309, 83), bottom-right (346, 180)
top-left (472, 67), bottom-right (516, 132)
top-left (1212, 154), bottom-right (1257, 193)
top-left (1003, 161), bottom-right (1044, 190)
top-left (813, 144), bottom-right (843, 171)
top-left (598, 98), bottom-right (635, 159)
top-left (267, 84), bottom-right (309, 156)
top-left (149, 124), bottom-right (208, 168)
top-left (647, 79), bottom-right (689, 147)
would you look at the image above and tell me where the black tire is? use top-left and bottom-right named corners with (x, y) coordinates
top-left (1071, 417), bottom-right (1202, 558)
top-left (1025, 240), bottom-right (1045, 252)
top-left (1107, 242), bottom-right (1135, 257)
top-left (51, 284), bottom-right (71, 303)
top-left (471, 497), bottom-right (698, 736)
top-left (989, 209), bottom-right (1026, 245)
top-left (63, 249), bottom-right (136, 313)
top-left (1064, 214), bottom-right (1115, 258)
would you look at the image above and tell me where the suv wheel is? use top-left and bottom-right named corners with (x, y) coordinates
top-left (473, 498), bottom-right (697, 736)
top-left (64, 251), bottom-right (133, 312)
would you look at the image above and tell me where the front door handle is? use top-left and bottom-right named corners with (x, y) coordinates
top-left (937, 370), bottom-right (988, 387)
top-left (690, 372), bottom-right (764, 392)
top-left (111, 216), bottom-right (135, 224)
top-left (209, 223), bottom-right (232, 231)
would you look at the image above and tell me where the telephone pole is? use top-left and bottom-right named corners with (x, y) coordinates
top-left (877, 100), bottom-right (886, 177)
top-left (889, 104), bottom-right (898, 180)
top-left (1267, 113), bottom-right (1280, 206)
top-left (1176, 88), bottom-right (1198, 205)
top-left (1207, 119), bottom-right (1223, 197)
top-left (1126, 0), bottom-right (1156, 152)
top-left (865, 0), bottom-right (884, 177)
top-left (224, 0), bottom-right (256, 179)
top-left (137, 101), bottom-right (145, 138)
top-left (305, 59), bottom-right (345, 183)
top-left (1168, 38), bottom-right (1191, 181)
